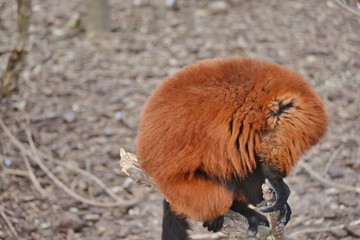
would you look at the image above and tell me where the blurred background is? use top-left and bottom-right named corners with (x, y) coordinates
top-left (0, 0), bottom-right (359, 239)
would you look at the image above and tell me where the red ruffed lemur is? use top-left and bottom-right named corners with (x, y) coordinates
top-left (137, 57), bottom-right (327, 239)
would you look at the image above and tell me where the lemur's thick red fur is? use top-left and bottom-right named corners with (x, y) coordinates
top-left (137, 57), bottom-right (327, 221)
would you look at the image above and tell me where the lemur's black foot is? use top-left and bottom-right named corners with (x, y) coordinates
top-left (245, 210), bottom-right (269, 237)
top-left (258, 201), bottom-right (292, 228)
top-left (231, 201), bottom-right (269, 237)
top-left (203, 215), bottom-right (224, 232)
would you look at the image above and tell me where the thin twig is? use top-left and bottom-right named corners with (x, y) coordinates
top-left (2, 168), bottom-right (29, 177)
top-left (0, 206), bottom-right (20, 240)
top-left (299, 161), bottom-right (360, 194)
top-left (21, 151), bottom-right (47, 198)
top-left (0, 118), bottom-right (140, 208)
top-left (323, 144), bottom-right (344, 175)
top-left (289, 218), bottom-right (360, 237)
top-left (39, 151), bottom-right (124, 203)
top-left (334, 0), bottom-right (360, 17)
top-left (25, 123), bottom-right (140, 208)
top-left (23, 113), bottom-right (129, 203)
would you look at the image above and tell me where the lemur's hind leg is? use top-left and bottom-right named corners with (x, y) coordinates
top-left (203, 215), bottom-right (224, 232)
top-left (162, 200), bottom-right (191, 240)
top-left (231, 201), bottom-right (269, 237)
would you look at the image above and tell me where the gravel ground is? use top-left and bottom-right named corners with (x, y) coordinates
top-left (0, 0), bottom-right (359, 239)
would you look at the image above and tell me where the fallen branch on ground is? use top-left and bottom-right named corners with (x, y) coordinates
top-left (0, 118), bottom-right (141, 208)
top-left (288, 219), bottom-right (360, 238)
top-left (21, 151), bottom-right (47, 198)
top-left (119, 148), bottom-right (292, 240)
top-left (299, 161), bottom-right (360, 194)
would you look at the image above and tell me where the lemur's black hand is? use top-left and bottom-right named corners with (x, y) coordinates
top-left (278, 202), bottom-right (292, 227)
top-left (259, 163), bottom-right (291, 213)
top-left (203, 215), bottom-right (224, 232)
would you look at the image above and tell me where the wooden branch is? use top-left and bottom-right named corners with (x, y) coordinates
top-left (120, 148), bottom-right (292, 240)
top-left (262, 184), bottom-right (284, 240)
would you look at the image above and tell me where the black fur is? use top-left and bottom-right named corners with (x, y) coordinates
top-left (278, 202), bottom-right (292, 228)
top-left (162, 199), bottom-right (191, 240)
top-left (170, 163), bottom-right (291, 238)
top-left (231, 201), bottom-right (269, 237)
top-left (231, 166), bottom-right (265, 205)
top-left (203, 215), bottom-right (224, 232)
top-left (270, 99), bottom-right (294, 117)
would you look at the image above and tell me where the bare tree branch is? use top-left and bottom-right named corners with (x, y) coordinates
top-left (262, 184), bottom-right (284, 240)
top-left (119, 148), bottom-right (293, 240)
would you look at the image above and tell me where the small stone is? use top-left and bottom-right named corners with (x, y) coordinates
top-left (69, 207), bottom-right (79, 213)
top-left (84, 214), bottom-right (100, 221)
top-left (104, 127), bottom-right (114, 136)
top-left (3, 158), bottom-right (12, 167)
top-left (323, 211), bottom-right (336, 219)
top-left (97, 225), bottom-right (107, 235)
top-left (338, 195), bottom-right (358, 207)
top-left (55, 212), bottom-right (84, 232)
top-left (327, 168), bottom-right (344, 178)
top-left (165, 0), bottom-right (179, 10)
top-left (40, 222), bottom-right (50, 229)
top-left (12, 101), bottom-right (27, 111)
top-left (117, 227), bottom-right (130, 238)
top-left (331, 228), bottom-right (348, 237)
top-left (306, 55), bottom-right (317, 63)
top-left (208, 1), bottom-right (229, 14)
top-left (346, 224), bottom-right (360, 237)
top-left (22, 221), bottom-right (37, 233)
top-left (114, 111), bottom-right (124, 121)
top-left (63, 111), bottom-right (76, 123)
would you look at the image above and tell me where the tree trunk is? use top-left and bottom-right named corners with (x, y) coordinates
top-left (0, 0), bottom-right (31, 99)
